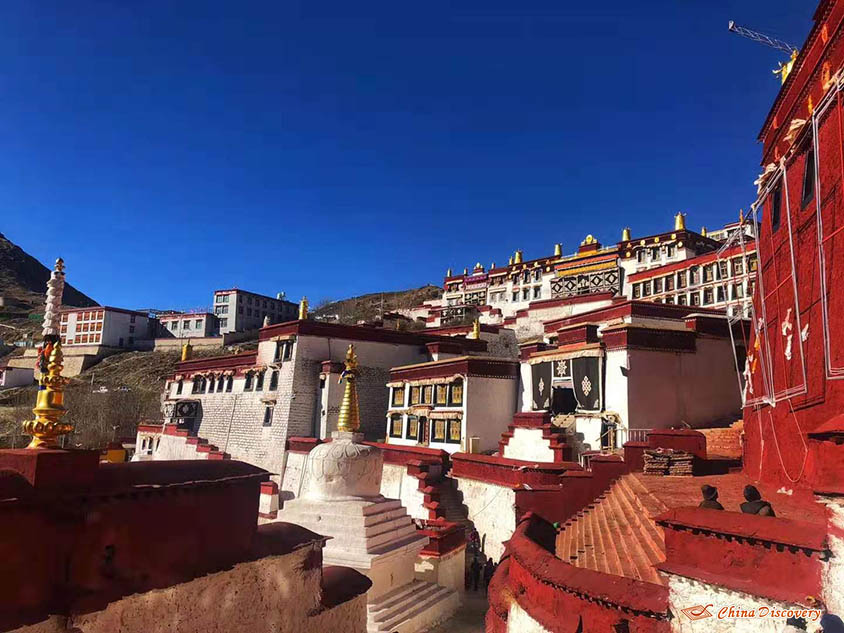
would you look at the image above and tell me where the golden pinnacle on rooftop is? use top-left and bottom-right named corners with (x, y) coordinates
top-left (336, 344), bottom-right (361, 433)
top-left (471, 318), bottom-right (481, 340)
top-left (299, 296), bottom-right (309, 320)
top-left (674, 212), bottom-right (686, 231)
top-left (622, 227), bottom-right (631, 241)
top-left (701, 226), bottom-right (708, 237)
top-left (553, 243), bottom-right (562, 256)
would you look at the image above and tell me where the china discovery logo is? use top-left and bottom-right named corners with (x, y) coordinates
top-left (680, 604), bottom-right (714, 621)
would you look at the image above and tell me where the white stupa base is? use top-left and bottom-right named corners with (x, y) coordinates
top-left (366, 580), bottom-right (460, 633)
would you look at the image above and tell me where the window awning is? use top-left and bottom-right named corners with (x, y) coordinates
top-left (527, 343), bottom-right (603, 365)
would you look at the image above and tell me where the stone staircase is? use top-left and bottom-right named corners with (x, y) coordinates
top-left (366, 580), bottom-right (460, 633)
top-left (556, 473), bottom-right (668, 586)
top-left (433, 477), bottom-right (471, 526)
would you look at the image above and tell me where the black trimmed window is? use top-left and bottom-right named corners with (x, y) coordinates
top-left (771, 185), bottom-right (782, 232)
top-left (207, 376), bottom-right (215, 393)
top-left (422, 385), bottom-right (434, 404)
top-left (449, 380), bottom-right (464, 406)
top-left (191, 377), bottom-right (201, 394)
top-left (392, 386), bottom-right (405, 407)
top-left (226, 376), bottom-right (233, 392)
top-left (431, 418), bottom-right (447, 442)
top-left (244, 373), bottom-right (254, 391)
top-left (269, 370), bottom-right (279, 391)
top-left (263, 406), bottom-right (274, 427)
top-left (389, 414), bottom-right (404, 438)
top-left (406, 415), bottom-right (421, 441)
top-left (691, 292), bottom-right (701, 306)
top-left (176, 380), bottom-right (183, 395)
top-left (802, 147), bottom-right (815, 207)
top-left (446, 418), bottom-right (462, 444)
top-left (256, 371), bottom-right (265, 392)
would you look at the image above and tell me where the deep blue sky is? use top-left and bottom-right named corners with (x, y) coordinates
top-left (1, 1), bottom-right (812, 310)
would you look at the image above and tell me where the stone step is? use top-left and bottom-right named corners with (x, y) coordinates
top-left (603, 482), bottom-right (659, 583)
top-left (370, 582), bottom-right (459, 633)
top-left (368, 581), bottom-right (428, 618)
top-left (595, 490), bottom-right (636, 579)
top-left (614, 478), bottom-right (665, 561)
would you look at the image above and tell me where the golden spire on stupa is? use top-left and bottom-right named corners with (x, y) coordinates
top-left (337, 344), bottom-right (361, 433)
top-left (24, 258), bottom-right (72, 449)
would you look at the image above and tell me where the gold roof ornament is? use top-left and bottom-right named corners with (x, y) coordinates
top-left (553, 243), bottom-right (562, 257)
top-left (490, 262), bottom-right (496, 270)
top-left (24, 258), bottom-right (71, 449)
top-left (474, 262), bottom-right (483, 270)
top-left (463, 267), bottom-right (468, 275)
top-left (514, 250), bottom-right (523, 264)
top-left (181, 341), bottom-right (193, 362)
top-left (701, 226), bottom-right (708, 237)
top-left (739, 209), bottom-right (744, 223)
top-left (580, 234), bottom-right (596, 246)
top-left (447, 268), bottom-right (453, 277)
top-left (621, 227), bottom-right (631, 241)
top-left (299, 296), bottom-right (309, 320)
top-left (674, 212), bottom-right (686, 231)
top-left (508, 256), bottom-right (514, 266)
top-left (337, 344), bottom-right (361, 433)
top-left (470, 318), bottom-right (481, 340)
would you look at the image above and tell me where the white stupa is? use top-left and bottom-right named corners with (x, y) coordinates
top-left (280, 345), bottom-right (459, 633)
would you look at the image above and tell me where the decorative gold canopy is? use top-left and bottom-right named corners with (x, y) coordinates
top-left (299, 296), bottom-right (309, 320)
top-left (336, 344), bottom-right (361, 433)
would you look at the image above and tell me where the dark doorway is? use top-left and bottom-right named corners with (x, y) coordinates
top-left (551, 386), bottom-right (577, 415)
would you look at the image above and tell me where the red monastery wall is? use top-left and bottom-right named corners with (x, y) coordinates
top-left (744, 0), bottom-right (844, 493)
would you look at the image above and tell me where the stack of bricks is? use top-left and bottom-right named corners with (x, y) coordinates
top-left (643, 448), bottom-right (694, 477)
top-left (698, 423), bottom-right (742, 459)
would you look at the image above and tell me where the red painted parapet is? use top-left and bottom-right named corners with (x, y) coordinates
top-left (647, 429), bottom-right (707, 459)
top-left (487, 513), bottom-right (669, 633)
top-left (285, 436), bottom-right (328, 453)
top-left (0, 450), bottom-right (269, 631)
top-left (623, 441), bottom-right (648, 472)
top-left (656, 507), bottom-right (829, 606)
top-left (364, 441), bottom-right (450, 469)
top-left (450, 452), bottom-right (581, 488)
top-left (511, 411), bottom-right (552, 427)
top-left (419, 519), bottom-right (466, 557)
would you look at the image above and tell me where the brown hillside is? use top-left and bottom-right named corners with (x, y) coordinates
top-left (313, 285), bottom-right (441, 324)
top-left (0, 232), bottom-right (97, 342)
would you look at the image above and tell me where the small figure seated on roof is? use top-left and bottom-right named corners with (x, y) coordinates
top-left (740, 485), bottom-right (776, 517)
top-left (699, 484), bottom-right (724, 510)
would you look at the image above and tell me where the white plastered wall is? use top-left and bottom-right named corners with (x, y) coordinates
top-left (462, 376), bottom-right (518, 454)
top-left (455, 478), bottom-right (516, 561)
top-left (502, 427), bottom-right (555, 462)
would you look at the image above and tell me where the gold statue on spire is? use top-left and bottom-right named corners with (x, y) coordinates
top-left (24, 258), bottom-right (72, 449)
top-left (336, 344), bottom-right (361, 433)
top-left (299, 296), bottom-right (309, 320)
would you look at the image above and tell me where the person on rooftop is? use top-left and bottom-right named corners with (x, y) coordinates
top-left (699, 484), bottom-right (724, 510)
top-left (740, 485), bottom-right (776, 517)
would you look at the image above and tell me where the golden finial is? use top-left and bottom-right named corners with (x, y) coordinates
top-left (471, 318), bottom-right (481, 340)
top-left (514, 250), bottom-right (523, 264)
top-left (580, 234), bottom-right (596, 246)
top-left (24, 340), bottom-right (71, 448)
top-left (490, 262), bottom-right (496, 269)
top-left (25, 257), bottom-right (71, 449)
top-left (463, 267), bottom-right (468, 275)
top-left (701, 226), bottom-right (707, 237)
top-left (336, 344), bottom-right (360, 433)
top-left (739, 209), bottom-right (745, 223)
top-left (622, 227), bottom-right (631, 241)
top-left (181, 341), bottom-right (193, 361)
top-left (447, 267), bottom-right (453, 277)
top-left (553, 243), bottom-right (562, 256)
top-left (508, 256), bottom-right (514, 266)
top-left (674, 212), bottom-right (686, 231)
top-left (299, 296), bottom-right (309, 320)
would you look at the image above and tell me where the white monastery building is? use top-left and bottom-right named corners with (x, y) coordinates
top-left (213, 288), bottom-right (298, 334)
top-left (59, 306), bottom-right (154, 348)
